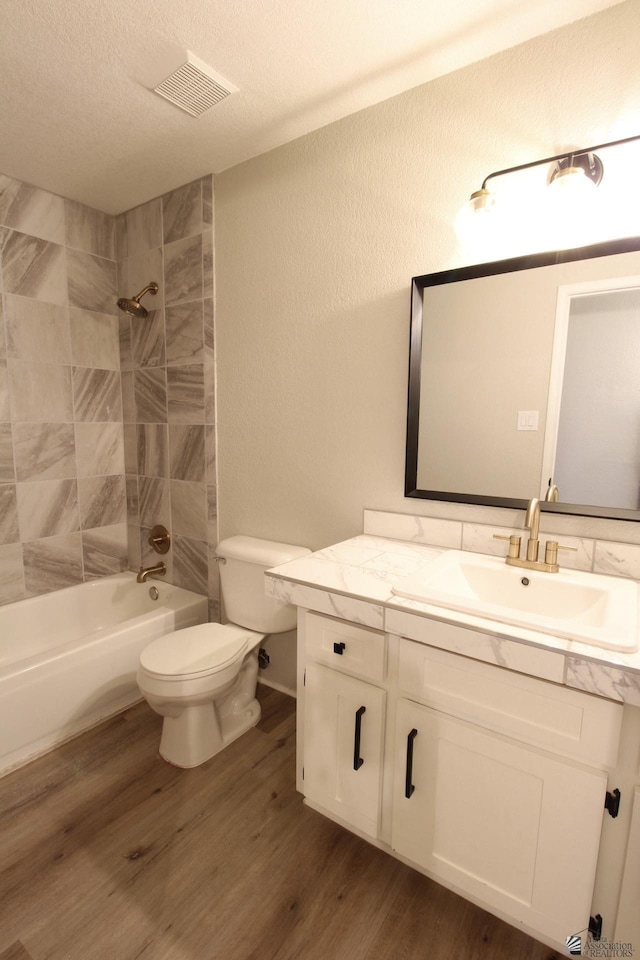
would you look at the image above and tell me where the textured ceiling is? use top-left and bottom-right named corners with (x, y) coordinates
top-left (0, 0), bottom-right (625, 214)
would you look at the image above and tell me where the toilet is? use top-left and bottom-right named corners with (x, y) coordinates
top-left (137, 536), bottom-right (310, 768)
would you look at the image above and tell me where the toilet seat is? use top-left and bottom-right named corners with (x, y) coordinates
top-left (139, 623), bottom-right (255, 681)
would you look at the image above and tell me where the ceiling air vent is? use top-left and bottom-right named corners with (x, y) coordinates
top-left (153, 53), bottom-right (238, 118)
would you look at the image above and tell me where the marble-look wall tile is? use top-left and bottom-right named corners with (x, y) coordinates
top-left (16, 478), bottom-right (79, 540)
top-left (126, 476), bottom-right (139, 522)
top-left (0, 176), bottom-right (65, 244)
top-left (23, 532), bottom-right (83, 597)
top-left (8, 359), bottom-right (73, 422)
top-left (123, 247), bottom-right (164, 309)
top-left (127, 199), bottom-right (162, 253)
top-left (0, 296), bottom-right (5, 358)
top-left (65, 199), bottom-right (115, 259)
top-left (5, 295), bottom-right (70, 363)
top-left (139, 524), bottom-right (173, 579)
top-left (204, 297), bottom-right (214, 357)
top-left (0, 424), bottom-right (14, 482)
top-left (134, 368), bottom-right (167, 423)
top-left (207, 484), bottom-right (218, 542)
top-left (164, 235), bottom-right (203, 305)
top-left (119, 316), bottom-right (133, 370)
top-left (127, 523), bottom-right (141, 571)
top-left (169, 424), bottom-right (205, 482)
top-left (78, 475), bottom-right (126, 529)
top-left (205, 360), bottom-right (216, 424)
top-left (123, 423), bottom-right (137, 473)
top-left (206, 425), bottom-right (216, 483)
top-left (121, 371), bottom-right (136, 423)
top-left (0, 483), bottom-right (20, 543)
top-left (131, 308), bottom-right (165, 368)
top-left (13, 422), bottom-right (76, 481)
top-left (73, 367), bottom-right (122, 421)
top-left (0, 360), bottom-right (8, 419)
top-left (75, 422), bottom-right (124, 477)
top-left (593, 540), bottom-right (640, 580)
top-left (82, 523), bottom-right (128, 579)
top-left (163, 180), bottom-right (203, 244)
top-left (167, 363), bottom-right (205, 423)
top-left (138, 476), bottom-right (170, 528)
top-left (0, 541), bottom-right (25, 605)
top-left (2, 231), bottom-right (67, 304)
top-left (202, 176), bottom-right (213, 225)
top-left (173, 535), bottom-right (208, 594)
top-left (67, 248), bottom-right (117, 315)
top-left (115, 213), bottom-right (128, 261)
top-left (137, 423), bottom-right (168, 477)
top-left (69, 309), bottom-right (120, 370)
top-left (0, 173), bottom-right (125, 602)
top-left (203, 231), bottom-right (214, 300)
top-left (165, 301), bottom-right (204, 365)
top-left (170, 479), bottom-right (207, 540)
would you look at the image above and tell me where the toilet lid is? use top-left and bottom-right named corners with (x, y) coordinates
top-left (140, 623), bottom-right (253, 680)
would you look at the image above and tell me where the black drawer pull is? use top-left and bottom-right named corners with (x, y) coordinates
top-left (353, 706), bottom-right (366, 770)
top-left (405, 728), bottom-right (418, 798)
top-left (333, 641), bottom-right (346, 655)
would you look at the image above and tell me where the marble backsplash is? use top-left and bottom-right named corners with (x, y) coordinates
top-left (363, 508), bottom-right (640, 580)
top-left (0, 174), bottom-right (127, 604)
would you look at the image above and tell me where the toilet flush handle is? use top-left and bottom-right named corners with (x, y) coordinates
top-left (213, 556), bottom-right (227, 564)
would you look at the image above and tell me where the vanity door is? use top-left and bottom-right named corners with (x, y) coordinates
top-left (391, 697), bottom-right (607, 945)
top-left (303, 661), bottom-right (386, 838)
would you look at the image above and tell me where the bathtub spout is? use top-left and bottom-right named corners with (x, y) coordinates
top-left (137, 562), bottom-right (167, 583)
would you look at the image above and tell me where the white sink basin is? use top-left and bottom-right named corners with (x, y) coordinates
top-left (391, 550), bottom-right (639, 652)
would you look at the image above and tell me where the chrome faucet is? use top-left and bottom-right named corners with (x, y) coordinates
top-left (137, 561), bottom-right (166, 583)
top-left (524, 496), bottom-right (540, 562)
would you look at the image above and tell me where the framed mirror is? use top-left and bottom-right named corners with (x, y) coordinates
top-left (405, 236), bottom-right (640, 520)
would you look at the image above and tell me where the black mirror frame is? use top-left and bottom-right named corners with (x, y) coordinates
top-left (405, 236), bottom-right (640, 522)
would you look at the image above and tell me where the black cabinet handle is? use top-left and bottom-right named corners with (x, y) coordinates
top-left (353, 706), bottom-right (366, 770)
top-left (405, 728), bottom-right (418, 798)
top-left (333, 641), bottom-right (346, 655)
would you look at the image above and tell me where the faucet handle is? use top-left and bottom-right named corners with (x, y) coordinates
top-left (493, 534), bottom-right (521, 559)
top-left (544, 541), bottom-right (578, 565)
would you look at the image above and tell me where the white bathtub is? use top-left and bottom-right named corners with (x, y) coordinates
top-left (0, 572), bottom-right (208, 777)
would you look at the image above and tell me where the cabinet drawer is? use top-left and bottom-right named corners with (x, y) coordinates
top-left (398, 638), bottom-right (622, 767)
top-left (304, 611), bottom-right (386, 681)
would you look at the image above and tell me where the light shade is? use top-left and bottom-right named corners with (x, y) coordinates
top-left (455, 188), bottom-right (496, 244)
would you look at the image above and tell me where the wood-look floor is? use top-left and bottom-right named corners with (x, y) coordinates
top-left (0, 687), bottom-right (558, 960)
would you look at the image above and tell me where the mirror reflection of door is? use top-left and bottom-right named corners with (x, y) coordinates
top-left (542, 282), bottom-right (640, 510)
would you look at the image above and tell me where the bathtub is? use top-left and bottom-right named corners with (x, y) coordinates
top-left (0, 572), bottom-right (208, 777)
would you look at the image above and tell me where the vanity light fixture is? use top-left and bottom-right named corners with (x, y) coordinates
top-left (456, 133), bottom-right (640, 248)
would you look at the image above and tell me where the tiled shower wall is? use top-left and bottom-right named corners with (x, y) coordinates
top-left (117, 176), bottom-right (220, 619)
top-left (0, 175), bottom-right (126, 605)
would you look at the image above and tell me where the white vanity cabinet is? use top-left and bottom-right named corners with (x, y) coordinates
top-left (301, 612), bottom-right (388, 838)
top-left (295, 606), bottom-right (633, 950)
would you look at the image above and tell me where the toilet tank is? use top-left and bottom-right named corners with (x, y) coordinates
top-left (216, 536), bottom-right (311, 634)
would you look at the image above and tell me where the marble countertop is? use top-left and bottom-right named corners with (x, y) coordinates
top-left (266, 534), bottom-right (640, 698)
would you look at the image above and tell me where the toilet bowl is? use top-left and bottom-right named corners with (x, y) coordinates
top-left (137, 536), bottom-right (310, 767)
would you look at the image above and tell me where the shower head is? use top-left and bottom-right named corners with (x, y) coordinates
top-left (116, 282), bottom-right (159, 318)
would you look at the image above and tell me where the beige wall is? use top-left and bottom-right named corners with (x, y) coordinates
top-left (215, 1), bottom-right (640, 551)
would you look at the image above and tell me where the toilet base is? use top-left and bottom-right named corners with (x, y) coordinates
top-left (159, 696), bottom-right (261, 768)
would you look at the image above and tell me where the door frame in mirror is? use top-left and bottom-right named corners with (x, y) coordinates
top-left (405, 236), bottom-right (640, 521)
